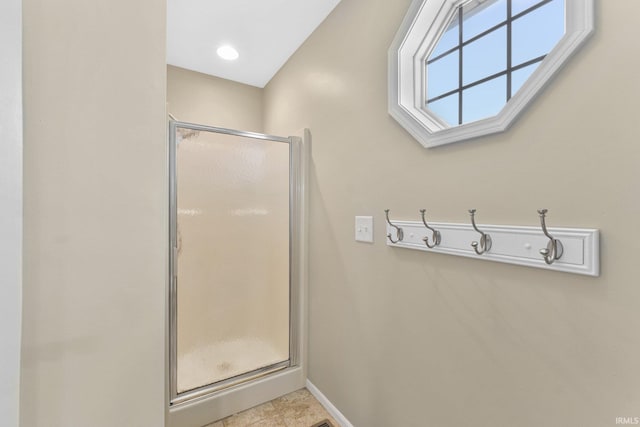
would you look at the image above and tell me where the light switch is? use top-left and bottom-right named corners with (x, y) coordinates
top-left (355, 216), bottom-right (374, 243)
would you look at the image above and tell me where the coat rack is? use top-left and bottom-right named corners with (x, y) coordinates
top-left (384, 209), bottom-right (599, 276)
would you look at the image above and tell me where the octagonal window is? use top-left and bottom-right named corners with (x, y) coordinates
top-left (388, 0), bottom-right (594, 148)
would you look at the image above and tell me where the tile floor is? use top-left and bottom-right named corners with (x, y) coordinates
top-left (204, 388), bottom-right (338, 427)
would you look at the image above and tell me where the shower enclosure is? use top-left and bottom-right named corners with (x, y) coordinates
top-left (167, 121), bottom-right (307, 427)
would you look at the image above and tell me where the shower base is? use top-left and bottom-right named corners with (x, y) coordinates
top-left (177, 337), bottom-right (288, 394)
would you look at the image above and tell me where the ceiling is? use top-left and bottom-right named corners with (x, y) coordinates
top-left (167, 0), bottom-right (342, 88)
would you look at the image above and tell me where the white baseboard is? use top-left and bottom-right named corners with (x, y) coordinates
top-left (306, 380), bottom-right (354, 427)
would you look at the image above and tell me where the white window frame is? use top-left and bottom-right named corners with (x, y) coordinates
top-left (388, 0), bottom-right (594, 148)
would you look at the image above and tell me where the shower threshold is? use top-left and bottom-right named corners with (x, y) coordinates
top-left (171, 360), bottom-right (290, 406)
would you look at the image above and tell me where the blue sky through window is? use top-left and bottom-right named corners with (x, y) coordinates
top-left (426, 0), bottom-right (565, 126)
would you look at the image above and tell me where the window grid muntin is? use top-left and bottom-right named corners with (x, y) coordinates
top-left (428, 53), bottom-right (545, 103)
top-left (426, 0), bottom-right (556, 125)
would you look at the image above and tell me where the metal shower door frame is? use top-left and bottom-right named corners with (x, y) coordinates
top-left (167, 120), bottom-right (302, 406)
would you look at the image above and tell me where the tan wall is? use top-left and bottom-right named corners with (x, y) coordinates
top-left (167, 65), bottom-right (263, 132)
top-left (22, 0), bottom-right (167, 426)
top-left (264, 1), bottom-right (640, 426)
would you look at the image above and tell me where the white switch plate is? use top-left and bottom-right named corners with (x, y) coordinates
top-left (355, 216), bottom-right (374, 243)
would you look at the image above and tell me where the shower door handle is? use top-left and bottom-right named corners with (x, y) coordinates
top-left (172, 246), bottom-right (178, 278)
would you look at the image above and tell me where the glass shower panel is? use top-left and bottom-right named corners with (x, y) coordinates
top-left (175, 126), bottom-right (290, 394)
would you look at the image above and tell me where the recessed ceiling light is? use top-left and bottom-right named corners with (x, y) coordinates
top-left (217, 45), bottom-right (239, 61)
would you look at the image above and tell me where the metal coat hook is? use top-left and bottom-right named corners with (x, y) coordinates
top-left (385, 209), bottom-right (404, 243)
top-left (537, 209), bottom-right (563, 265)
top-left (469, 209), bottom-right (492, 255)
top-left (420, 209), bottom-right (441, 248)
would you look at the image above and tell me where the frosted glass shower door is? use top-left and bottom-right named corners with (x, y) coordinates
top-left (170, 122), bottom-right (291, 399)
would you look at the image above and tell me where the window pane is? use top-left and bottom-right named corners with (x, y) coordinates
top-left (511, 62), bottom-right (540, 95)
top-left (428, 93), bottom-right (459, 126)
top-left (462, 76), bottom-right (506, 123)
top-left (463, 27), bottom-right (506, 85)
top-left (463, 0), bottom-right (506, 41)
top-left (430, 15), bottom-right (459, 59)
top-left (427, 50), bottom-right (459, 99)
top-left (512, 0), bottom-right (546, 16)
top-left (512, 0), bottom-right (564, 66)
